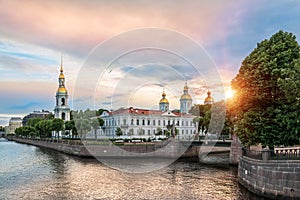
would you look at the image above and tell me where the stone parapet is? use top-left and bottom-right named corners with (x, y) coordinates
top-left (239, 156), bottom-right (300, 199)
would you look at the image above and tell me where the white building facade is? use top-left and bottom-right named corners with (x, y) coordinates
top-left (100, 85), bottom-right (196, 141)
top-left (100, 108), bottom-right (195, 140)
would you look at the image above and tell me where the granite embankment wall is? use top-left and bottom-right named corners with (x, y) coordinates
top-left (12, 138), bottom-right (92, 157)
top-left (10, 138), bottom-right (231, 159)
top-left (239, 156), bottom-right (300, 199)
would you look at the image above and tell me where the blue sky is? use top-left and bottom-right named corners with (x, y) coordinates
top-left (0, 0), bottom-right (300, 126)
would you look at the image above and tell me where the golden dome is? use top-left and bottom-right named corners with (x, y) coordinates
top-left (159, 98), bottom-right (169, 103)
top-left (205, 97), bottom-right (213, 102)
top-left (159, 90), bottom-right (169, 104)
top-left (181, 83), bottom-right (192, 100)
top-left (181, 93), bottom-right (192, 100)
top-left (59, 73), bottom-right (65, 79)
top-left (204, 91), bottom-right (214, 104)
top-left (57, 87), bottom-right (67, 93)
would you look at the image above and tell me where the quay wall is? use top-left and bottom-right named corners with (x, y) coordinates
top-left (9, 137), bottom-right (230, 159)
top-left (12, 138), bottom-right (92, 157)
top-left (239, 156), bottom-right (300, 199)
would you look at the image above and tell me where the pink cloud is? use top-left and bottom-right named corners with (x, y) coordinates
top-left (0, 1), bottom-right (249, 56)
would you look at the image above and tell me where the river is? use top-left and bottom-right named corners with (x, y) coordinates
top-left (0, 138), bottom-right (268, 200)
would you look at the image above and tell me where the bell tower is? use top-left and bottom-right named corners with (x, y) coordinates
top-left (54, 56), bottom-right (70, 121)
top-left (180, 82), bottom-right (192, 114)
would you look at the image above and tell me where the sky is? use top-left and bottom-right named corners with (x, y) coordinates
top-left (1, 0), bottom-right (300, 126)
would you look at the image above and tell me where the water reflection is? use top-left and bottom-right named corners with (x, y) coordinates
top-left (0, 139), bottom-right (269, 200)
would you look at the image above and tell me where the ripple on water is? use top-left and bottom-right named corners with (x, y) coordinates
top-left (0, 140), bottom-right (270, 200)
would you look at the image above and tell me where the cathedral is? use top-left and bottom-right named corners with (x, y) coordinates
top-left (100, 83), bottom-right (197, 140)
top-left (54, 58), bottom-right (70, 121)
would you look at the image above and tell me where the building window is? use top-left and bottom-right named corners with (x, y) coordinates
top-left (137, 119), bottom-right (139, 125)
top-left (153, 120), bottom-right (155, 126)
top-left (123, 119), bottom-right (126, 125)
top-left (61, 98), bottom-right (65, 106)
top-left (148, 130), bottom-right (150, 135)
top-left (186, 121), bottom-right (188, 126)
top-left (142, 119), bottom-right (145, 125)
top-left (131, 119), bottom-right (134, 125)
top-left (153, 130), bottom-right (156, 135)
top-left (163, 120), bottom-right (165, 126)
top-left (182, 130), bottom-right (184, 134)
top-left (61, 112), bottom-right (65, 120)
top-left (182, 121), bottom-right (184, 126)
top-left (190, 121), bottom-right (193, 126)
top-left (186, 130), bottom-right (188, 134)
top-left (148, 120), bottom-right (150, 126)
top-left (158, 120), bottom-right (161, 126)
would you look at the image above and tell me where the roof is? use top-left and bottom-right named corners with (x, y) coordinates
top-left (102, 107), bottom-right (194, 118)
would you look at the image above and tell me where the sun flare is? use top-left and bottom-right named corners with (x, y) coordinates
top-left (225, 89), bottom-right (234, 99)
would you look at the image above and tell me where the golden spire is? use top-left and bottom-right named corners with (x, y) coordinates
top-left (60, 55), bottom-right (63, 73)
top-left (57, 55), bottom-right (67, 93)
top-left (184, 81), bottom-right (188, 91)
top-left (162, 89), bottom-right (166, 97)
top-left (59, 55), bottom-right (65, 79)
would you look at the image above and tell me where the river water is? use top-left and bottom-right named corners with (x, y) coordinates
top-left (0, 138), bottom-right (268, 200)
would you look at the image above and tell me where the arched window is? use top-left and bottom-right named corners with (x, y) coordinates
top-left (61, 98), bottom-right (65, 106)
top-left (62, 112), bottom-right (66, 120)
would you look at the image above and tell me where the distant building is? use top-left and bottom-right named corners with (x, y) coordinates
top-left (6, 117), bottom-right (22, 135)
top-left (100, 83), bottom-right (196, 141)
top-left (22, 110), bottom-right (52, 126)
top-left (54, 57), bottom-right (70, 121)
top-left (101, 107), bottom-right (195, 140)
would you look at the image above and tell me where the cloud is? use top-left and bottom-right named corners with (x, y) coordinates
top-left (0, 0), bottom-right (250, 57)
top-left (1, 0), bottom-right (300, 114)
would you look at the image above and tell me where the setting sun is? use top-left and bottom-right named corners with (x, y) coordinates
top-left (225, 88), bottom-right (234, 99)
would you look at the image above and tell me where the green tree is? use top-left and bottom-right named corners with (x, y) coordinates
top-left (65, 120), bottom-right (77, 138)
top-left (156, 127), bottom-right (162, 135)
top-left (27, 118), bottom-right (43, 128)
top-left (91, 118), bottom-right (100, 139)
top-left (231, 30), bottom-right (300, 148)
top-left (96, 109), bottom-right (109, 116)
top-left (35, 120), bottom-right (52, 138)
top-left (15, 126), bottom-right (36, 138)
top-left (115, 127), bottom-right (123, 137)
top-left (97, 118), bottom-right (104, 126)
top-left (75, 119), bottom-right (91, 139)
top-left (51, 118), bottom-right (64, 138)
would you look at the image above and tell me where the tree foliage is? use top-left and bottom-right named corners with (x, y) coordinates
top-left (52, 118), bottom-right (64, 138)
top-left (231, 30), bottom-right (300, 147)
top-left (15, 126), bottom-right (36, 137)
top-left (115, 127), bottom-right (123, 137)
